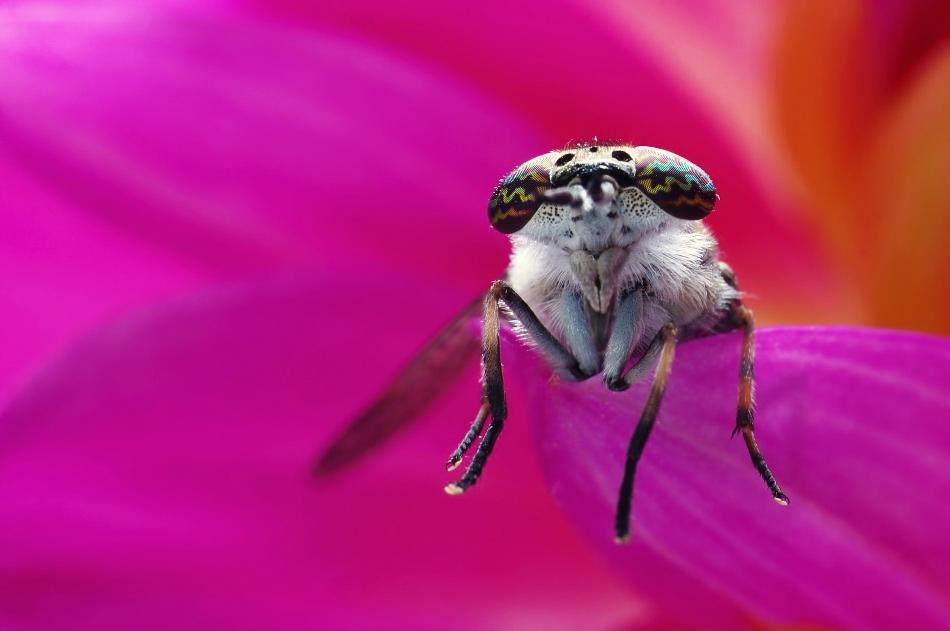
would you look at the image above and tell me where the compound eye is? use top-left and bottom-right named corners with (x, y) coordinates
top-left (634, 147), bottom-right (717, 220)
top-left (488, 152), bottom-right (556, 234)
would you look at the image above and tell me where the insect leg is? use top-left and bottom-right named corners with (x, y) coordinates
top-left (731, 305), bottom-right (789, 505)
top-left (445, 281), bottom-right (508, 493)
top-left (602, 290), bottom-right (645, 390)
top-left (555, 289), bottom-right (601, 376)
top-left (497, 282), bottom-right (590, 382)
top-left (615, 323), bottom-right (677, 543)
top-left (446, 280), bottom-right (590, 493)
top-left (446, 398), bottom-right (490, 471)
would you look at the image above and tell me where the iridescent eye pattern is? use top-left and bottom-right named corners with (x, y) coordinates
top-left (488, 153), bottom-right (555, 234)
top-left (634, 147), bottom-right (717, 220)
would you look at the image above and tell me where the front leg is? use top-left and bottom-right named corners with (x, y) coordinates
top-left (445, 280), bottom-right (589, 494)
top-left (497, 282), bottom-right (592, 382)
top-left (614, 322), bottom-right (678, 543)
top-left (601, 290), bottom-right (646, 390)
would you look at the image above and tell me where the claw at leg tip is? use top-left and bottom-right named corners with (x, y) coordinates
top-left (445, 483), bottom-right (464, 495)
top-left (614, 534), bottom-right (630, 545)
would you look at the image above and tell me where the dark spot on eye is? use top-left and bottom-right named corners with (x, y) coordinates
top-left (607, 211), bottom-right (618, 218)
top-left (589, 146), bottom-right (599, 152)
top-left (555, 153), bottom-right (575, 166)
top-left (612, 150), bottom-right (633, 162)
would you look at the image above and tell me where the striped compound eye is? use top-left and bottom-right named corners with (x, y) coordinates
top-left (634, 147), bottom-right (717, 220)
top-left (488, 152), bottom-right (557, 234)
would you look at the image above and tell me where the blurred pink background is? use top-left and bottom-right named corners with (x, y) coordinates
top-left (1, 1), bottom-right (948, 629)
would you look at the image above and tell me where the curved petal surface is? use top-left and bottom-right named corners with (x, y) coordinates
top-left (775, 0), bottom-right (950, 334)
top-left (0, 151), bottom-right (205, 405)
top-left (0, 1), bottom-right (529, 279)
top-left (1, 0), bottom-right (542, 397)
top-left (0, 272), bottom-right (649, 631)
top-left (524, 327), bottom-right (950, 630)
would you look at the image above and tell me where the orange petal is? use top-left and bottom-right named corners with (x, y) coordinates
top-left (774, 0), bottom-right (868, 265)
top-left (865, 44), bottom-right (950, 334)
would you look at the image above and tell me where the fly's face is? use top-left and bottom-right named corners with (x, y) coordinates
top-left (488, 144), bottom-right (718, 253)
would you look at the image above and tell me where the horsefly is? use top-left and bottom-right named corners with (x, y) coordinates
top-left (315, 143), bottom-right (788, 542)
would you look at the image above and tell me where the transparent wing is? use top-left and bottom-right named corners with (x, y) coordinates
top-left (314, 293), bottom-right (485, 476)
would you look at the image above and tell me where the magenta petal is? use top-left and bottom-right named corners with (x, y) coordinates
top-left (0, 273), bottom-right (647, 630)
top-left (0, 150), bottom-right (206, 402)
top-left (0, 2), bottom-right (529, 279)
top-left (524, 327), bottom-right (950, 630)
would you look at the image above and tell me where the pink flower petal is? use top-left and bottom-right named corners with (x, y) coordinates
top-left (0, 151), bottom-right (206, 404)
top-left (522, 327), bottom-right (950, 630)
top-left (0, 1), bottom-right (530, 279)
top-left (0, 273), bottom-right (651, 630)
top-left (1, 0), bottom-right (542, 397)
